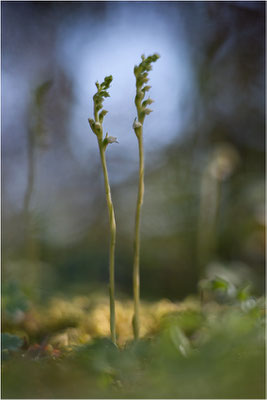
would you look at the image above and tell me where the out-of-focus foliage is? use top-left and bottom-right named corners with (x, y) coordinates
top-left (2, 1), bottom-right (265, 301)
top-left (2, 333), bottom-right (24, 361)
top-left (2, 280), bottom-right (265, 398)
top-left (2, 281), bottom-right (29, 318)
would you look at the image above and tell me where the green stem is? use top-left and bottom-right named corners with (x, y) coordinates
top-left (23, 132), bottom-right (35, 214)
top-left (23, 129), bottom-right (39, 262)
top-left (133, 130), bottom-right (144, 340)
top-left (98, 140), bottom-right (116, 345)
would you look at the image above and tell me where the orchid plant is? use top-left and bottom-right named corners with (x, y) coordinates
top-left (88, 76), bottom-right (118, 345)
top-left (132, 53), bottom-right (160, 339)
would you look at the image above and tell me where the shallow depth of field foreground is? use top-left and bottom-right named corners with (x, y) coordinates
top-left (2, 2), bottom-right (265, 399)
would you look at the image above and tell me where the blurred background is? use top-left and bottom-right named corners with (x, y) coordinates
top-left (2, 1), bottom-right (265, 305)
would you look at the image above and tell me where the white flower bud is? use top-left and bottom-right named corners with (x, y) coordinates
top-left (142, 98), bottom-right (154, 107)
top-left (144, 108), bottom-right (153, 115)
top-left (106, 136), bottom-right (118, 144)
top-left (132, 118), bottom-right (142, 130)
top-left (94, 122), bottom-right (101, 130)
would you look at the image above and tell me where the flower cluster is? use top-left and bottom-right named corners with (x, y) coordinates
top-left (133, 53), bottom-right (160, 133)
top-left (88, 75), bottom-right (118, 149)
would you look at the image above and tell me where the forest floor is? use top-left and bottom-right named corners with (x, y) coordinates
top-left (2, 281), bottom-right (265, 399)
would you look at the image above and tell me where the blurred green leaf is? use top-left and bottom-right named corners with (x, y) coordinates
top-left (237, 285), bottom-right (251, 302)
top-left (211, 277), bottom-right (229, 291)
top-left (2, 333), bottom-right (23, 351)
top-left (35, 80), bottom-right (53, 108)
top-left (2, 333), bottom-right (23, 360)
top-left (2, 281), bottom-right (29, 317)
top-left (169, 325), bottom-right (191, 357)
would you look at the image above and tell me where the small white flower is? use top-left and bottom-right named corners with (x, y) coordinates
top-left (94, 122), bottom-right (101, 131)
top-left (144, 108), bottom-right (153, 115)
top-left (132, 118), bottom-right (142, 130)
top-left (106, 136), bottom-right (118, 144)
top-left (103, 133), bottom-right (119, 148)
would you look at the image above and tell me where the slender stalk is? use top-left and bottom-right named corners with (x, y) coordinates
top-left (88, 75), bottom-right (117, 345)
top-left (23, 132), bottom-right (35, 214)
top-left (133, 132), bottom-right (144, 339)
top-left (23, 130), bottom-right (37, 261)
top-left (132, 53), bottom-right (160, 340)
top-left (98, 141), bottom-right (116, 344)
